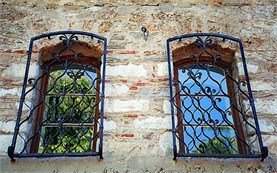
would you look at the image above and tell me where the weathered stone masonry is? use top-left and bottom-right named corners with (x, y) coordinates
top-left (0, 0), bottom-right (276, 172)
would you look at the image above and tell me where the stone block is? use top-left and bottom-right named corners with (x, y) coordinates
top-left (237, 62), bottom-right (259, 75)
top-left (255, 99), bottom-right (277, 115)
top-left (105, 83), bottom-right (129, 97)
top-left (0, 88), bottom-right (21, 97)
top-left (105, 99), bottom-right (150, 113)
top-left (251, 81), bottom-right (275, 91)
top-left (133, 116), bottom-right (171, 130)
top-left (157, 62), bottom-right (168, 77)
top-left (106, 64), bottom-right (148, 78)
top-left (158, 131), bottom-right (172, 156)
top-left (1, 63), bottom-right (39, 79)
top-left (103, 119), bottom-right (117, 132)
top-left (246, 118), bottom-right (275, 134)
top-left (0, 134), bottom-right (25, 155)
top-left (263, 135), bottom-right (277, 155)
top-left (163, 100), bottom-right (171, 114)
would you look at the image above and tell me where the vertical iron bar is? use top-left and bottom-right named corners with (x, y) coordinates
top-left (8, 39), bottom-right (34, 161)
top-left (99, 38), bottom-right (107, 160)
top-left (238, 42), bottom-right (266, 158)
top-left (166, 40), bottom-right (177, 160)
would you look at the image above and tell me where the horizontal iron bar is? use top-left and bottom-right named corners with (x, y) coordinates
top-left (31, 31), bottom-right (107, 42)
top-left (177, 153), bottom-right (261, 158)
top-left (179, 94), bottom-right (229, 97)
top-left (182, 124), bottom-right (234, 127)
top-left (167, 33), bottom-right (241, 43)
top-left (13, 152), bottom-right (100, 158)
top-left (46, 93), bottom-right (97, 97)
top-left (42, 123), bottom-right (94, 127)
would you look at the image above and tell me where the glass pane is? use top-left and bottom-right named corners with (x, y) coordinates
top-left (39, 127), bottom-right (93, 153)
top-left (181, 96), bottom-right (234, 125)
top-left (39, 68), bottom-right (97, 153)
top-left (178, 65), bottom-right (239, 154)
top-left (179, 65), bottom-right (227, 95)
top-left (184, 126), bottom-right (238, 154)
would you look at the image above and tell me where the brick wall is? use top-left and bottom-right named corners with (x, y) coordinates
top-left (0, 0), bottom-right (276, 172)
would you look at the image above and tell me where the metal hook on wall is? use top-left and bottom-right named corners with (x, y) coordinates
top-left (141, 27), bottom-right (149, 41)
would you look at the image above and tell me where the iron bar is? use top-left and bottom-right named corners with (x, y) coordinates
top-left (98, 37), bottom-right (107, 160)
top-left (46, 93), bottom-right (97, 97)
top-left (166, 33), bottom-right (268, 160)
top-left (177, 153), bottom-right (261, 158)
top-left (167, 40), bottom-right (178, 160)
top-left (8, 39), bottom-right (34, 161)
top-left (13, 152), bottom-right (100, 158)
top-left (238, 42), bottom-right (265, 160)
top-left (8, 31), bottom-right (107, 161)
top-left (42, 123), bottom-right (94, 127)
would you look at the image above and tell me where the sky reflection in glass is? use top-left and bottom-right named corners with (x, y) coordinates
top-left (178, 65), bottom-right (238, 154)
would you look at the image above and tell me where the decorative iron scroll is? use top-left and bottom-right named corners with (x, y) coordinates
top-left (166, 33), bottom-right (268, 160)
top-left (8, 31), bottom-right (107, 160)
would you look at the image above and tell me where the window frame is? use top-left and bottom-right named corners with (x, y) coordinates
top-left (8, 31), bottom-right (107, 161)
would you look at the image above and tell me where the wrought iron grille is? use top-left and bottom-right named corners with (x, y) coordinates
top-left (166, 33), bottom-right (268, 160)
top-left (8, 31), bottom-right (107, 160)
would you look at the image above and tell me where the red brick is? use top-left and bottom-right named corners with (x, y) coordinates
top-left (13, 50), bottom-right (26, 54)
top-left (118, 50), bottom-right (136, 54)
top-left (107, 50), bottom-right (114, 54)
top-left (146, 24), bottom-right (158, 32)
top-left (3, 79), bottom-right (14, 83)
top-left (150, 78), bottom-right (168, 82)
top-left (158, 78), bottom-right (168, 82)
top-left (121, 134), bottom-right (134, 138)
top-left (268, 64), bottom-right (277, 73)
top-left (262, 77), bottom-right (271, 83)
top-left (129, 86), bottom-right (138, 90)
top-left (119, 79), bottom-right (128, 83)
top-left (134, 82), bottom-right (148, 86)
top-left (123, 114), bottom-right (138, 118)
top-left (0, 50), bottom-right (39, 54)
top-left (115, 133), bottom-right (134, 138)
top-left (107, 49), bottom-right (137, 55)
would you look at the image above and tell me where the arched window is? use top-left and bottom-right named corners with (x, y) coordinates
top-left (8, 31), bottom-right (107, 160)
top-left (30, 40), bottom-right (103, 154)
top-left (167, 33), bottom-right (268, 160)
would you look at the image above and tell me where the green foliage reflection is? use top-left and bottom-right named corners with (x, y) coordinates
top-left (39, 69), bottom-right (96, 153)
top-left (194, 136), bottom-right (238, 154)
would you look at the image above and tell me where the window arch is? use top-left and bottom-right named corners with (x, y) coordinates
top-left (8, 31), bottom-right (107, 160)
top-left (167, 33), bottom-right (268, 160)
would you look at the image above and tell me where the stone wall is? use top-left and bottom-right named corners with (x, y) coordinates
top-left (0, 0), bottom-right (276, 172)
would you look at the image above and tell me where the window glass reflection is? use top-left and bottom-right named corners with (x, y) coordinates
top-left (178, 66), bottom-right (238, 154)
